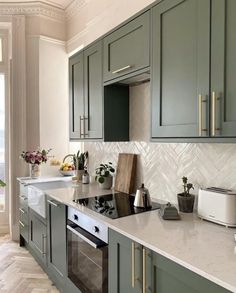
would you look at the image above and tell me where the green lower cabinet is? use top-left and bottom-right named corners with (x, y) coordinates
top-left (29, 209), bottom-right (47, 266)
top-left (46, 197), bottom-right (67, 291)
top-left (109, 229), bottom-right (142, 293)
top-left (109, 229), bottom-right (231, 293)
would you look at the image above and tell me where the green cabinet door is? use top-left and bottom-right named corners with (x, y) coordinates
top-left (211, 0), bottom-right (236, 137)
top-left (103, 11), bottom-right (150, 82)
top-left (84, 41), bottom-right (103, 139)
top-left (69, 52), bottom-right (84, 139)
top-left (151, 0), bottom-right (210, 138)
top-left (152, 252), bottom-right (231, 293)
top-left (109, 229), bottom-right (142, 293)
top-left (29, 210), bottom-right (47, 265)
top-left (47, 197), bottom-right (67, 291)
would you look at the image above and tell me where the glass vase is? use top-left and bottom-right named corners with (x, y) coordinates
top-left (29, 164), bottom-right (40, 178)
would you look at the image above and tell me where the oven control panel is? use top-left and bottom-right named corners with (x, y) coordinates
top-left (68, 207), bottom-right (108, 243)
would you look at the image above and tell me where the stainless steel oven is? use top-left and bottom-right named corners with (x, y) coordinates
top-left (67, 207), bottom-right (108, 293)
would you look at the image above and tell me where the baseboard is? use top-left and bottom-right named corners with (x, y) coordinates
top-left (0, 224), bottom-right (9, 234)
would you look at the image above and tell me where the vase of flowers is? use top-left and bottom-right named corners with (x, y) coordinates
top-left (20, 148), bottom-right (51, 178)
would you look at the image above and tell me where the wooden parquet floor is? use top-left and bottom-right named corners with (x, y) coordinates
top-left (0, 234), bottom-right (59, 293)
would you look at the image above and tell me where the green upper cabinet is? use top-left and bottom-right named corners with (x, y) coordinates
top-left (103, 11), bottom-right (150, 83)
top-left (69, 41), bottom-right (103, 140)
top-left (151, 0), bottom-right (210, 138)
top-left (69, 52), bottom-right (84, 139)
top-left (211, 0), bottom-right (236, 137)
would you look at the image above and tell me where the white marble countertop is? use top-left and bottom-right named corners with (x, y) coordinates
top-left (17, 176), bottom-right (73, 185)
top-left (42, 181), bottom-right (236, 293)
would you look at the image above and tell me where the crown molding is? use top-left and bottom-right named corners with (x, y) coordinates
top-left (65, 0), bottom-right (86, 20)
top-left (28, 34), bottom-right (66, 46)
top-left (0, 2), bottom-right (65, 22)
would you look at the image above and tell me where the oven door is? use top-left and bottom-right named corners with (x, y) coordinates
top-left (67, 220), bottom-right (108, 293)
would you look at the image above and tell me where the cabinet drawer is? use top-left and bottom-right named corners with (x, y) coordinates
top-left (19, 207), bottom-right (28, 224)
top-left (19, 219), bottom-right (29, 242)
top-left (103, 11), bottom-right (150, 82)
top-left (20, 184), bottom-right (28, 197)
top-left (19, 194), bottom-right (28, 210)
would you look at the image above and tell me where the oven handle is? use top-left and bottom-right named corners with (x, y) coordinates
top-left (67, 224), bottom-right (104, 249)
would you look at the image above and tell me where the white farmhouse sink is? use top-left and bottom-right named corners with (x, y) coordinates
top-left (28, 180), bottom-right (71, 218)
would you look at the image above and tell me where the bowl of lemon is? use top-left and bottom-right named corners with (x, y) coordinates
top-left (59, 162), bottom-right (75, 176)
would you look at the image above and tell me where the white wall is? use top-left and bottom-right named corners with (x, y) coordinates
top-left (66, 0), bottom-right (158, 53)
top-left (39, 37), bottom-right (69, 176)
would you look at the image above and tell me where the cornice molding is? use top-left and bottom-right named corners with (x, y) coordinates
top-left (0, 2), bottom-right (65, 22)
top-left (65, 0), bottom-right (86, 20)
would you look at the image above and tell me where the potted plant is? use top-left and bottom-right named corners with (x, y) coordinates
top-left (177, 176), bottom-right (195, 213)
top-left (73, 150), bottom-right (88, 181)
top-left (0, 180), bottom-right (6, 187)
top-left (95, 162), bottom-right (115, 189)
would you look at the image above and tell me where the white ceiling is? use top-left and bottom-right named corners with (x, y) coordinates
top-left (1, 0), bottom-right (74, 9)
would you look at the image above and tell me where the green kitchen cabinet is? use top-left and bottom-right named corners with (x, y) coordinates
top-left (151, 0), bottom-right (210, 138)
top-left (69, 41), bottom-right (103, 140)
top-left (46, 196), bottom-right (67, 291)
top-left (109, 229), bottom-right (142, 293)
top-left (109, 229), bottom-right (231, 293)
top-left (103, 11), bottom-right (150, 83)
top-left (69, 52), bottom-right (84, 139)
top-left (19, 183), bottom-right (29, 245)
top-left (211, 0), bottom-right (236, 137)
top-left (29, 209), bottom-right (47, 266)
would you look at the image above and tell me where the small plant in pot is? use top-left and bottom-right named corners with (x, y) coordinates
top-left (95, 162), bottom-right (115, 189)
top-left (177, 176), bottom-right (195, 213)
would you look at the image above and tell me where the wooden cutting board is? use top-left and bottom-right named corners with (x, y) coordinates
top-left (114, 153), bottom-right (137, 194)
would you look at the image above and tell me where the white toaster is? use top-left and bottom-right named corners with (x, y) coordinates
top-left (198, 187), bottom-right (236, 227)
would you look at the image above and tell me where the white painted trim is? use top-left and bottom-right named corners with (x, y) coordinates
top-left (0, 224), bottom-right (9, 234)
top-left (28, 34), bottom-right (66, 46)
top-left (0, 2), bottom-right (65, 22)
top-left (65, 0), bottom-right (86, 20)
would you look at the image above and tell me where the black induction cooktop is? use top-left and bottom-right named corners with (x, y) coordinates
top-left (73, 192), bottom-right (161, 219)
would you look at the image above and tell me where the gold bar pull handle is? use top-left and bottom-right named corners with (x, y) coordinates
top-left (212, 92), bottom-right (216, 136)
top-left (131, 242), bottom-right (136, 288)
top-left (112, 65), bottom-right (131, 74)
top-left (142, 247), bottom-right (146, 293)
top-left (198, 94), bottom-right (207, 136)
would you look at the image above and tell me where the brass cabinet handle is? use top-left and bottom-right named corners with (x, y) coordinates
top-left (112, 65), bottom-right (132, 74)
top-left (131, 242), bottom-right (136, 288)
top-left (79, 115), bottom-right (84, 138)
top-left (19, 208), bottom-right (25, 214)
top-left (47, 199), bottom-right (58, 207)
top-left (42, 234), bottom-right (47, 255)
top-left (84, 116), bottom-right (89, 137)
top-left (198, 94), bottom-right (207, 136)
top-left (211, 91), bottom-right (221, 136)
top-left (212, 91), bottom-right (216, 136)
top-left (142, 247), bottom-right (146, 293)
top-left (19, 220), bottom-right (25, 227)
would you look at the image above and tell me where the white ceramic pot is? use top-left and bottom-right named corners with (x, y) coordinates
top-left (99, 176), bottom-right (113, 189)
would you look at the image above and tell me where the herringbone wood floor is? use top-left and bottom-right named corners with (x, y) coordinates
top-left (0, 234), bottom-right (59, 293)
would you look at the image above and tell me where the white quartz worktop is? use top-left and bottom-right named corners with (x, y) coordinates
top-left (44, 182), bottom-right (236, 293)
top-left (17, 176), bottom-right (73, 185)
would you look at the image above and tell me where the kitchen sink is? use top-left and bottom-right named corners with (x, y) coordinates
top-left (28, 180), bottom-right (72, 218)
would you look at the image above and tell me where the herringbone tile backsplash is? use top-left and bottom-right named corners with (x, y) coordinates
top-left (84, 83), bottom-right (236, 204)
